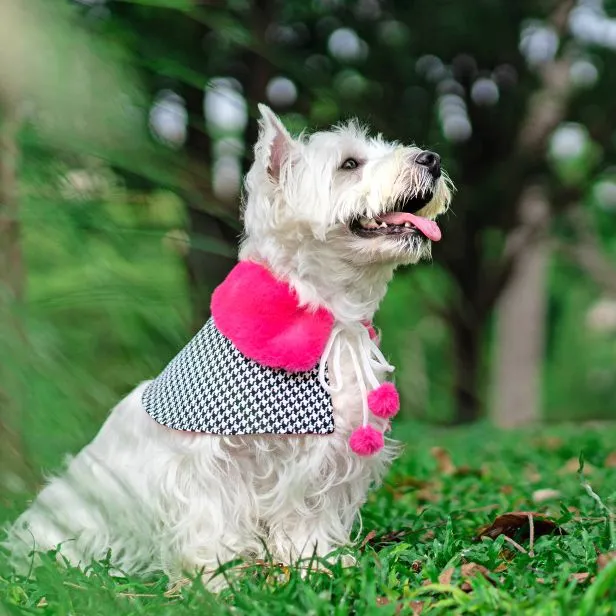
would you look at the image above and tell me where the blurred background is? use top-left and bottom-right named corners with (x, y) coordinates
top-left (1, 0), bottom-right (616, 510)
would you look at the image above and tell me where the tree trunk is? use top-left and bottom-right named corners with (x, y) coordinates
top-left (492, 186), bottom-right (550, 427)
top-left (451, 314), bottom-right (484, 424)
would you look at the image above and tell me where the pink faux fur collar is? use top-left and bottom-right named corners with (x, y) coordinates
top-left (211, 261), bottom-right (335, 372)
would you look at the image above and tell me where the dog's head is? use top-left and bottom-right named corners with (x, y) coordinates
top-left (242, 105), bottom-right (452, 269)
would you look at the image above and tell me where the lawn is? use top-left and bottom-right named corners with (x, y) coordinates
top-left (2, 422), bottom-right (615, 615)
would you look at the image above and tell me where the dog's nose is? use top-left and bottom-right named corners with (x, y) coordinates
top-left (416, 151), bottom-right (441, 179)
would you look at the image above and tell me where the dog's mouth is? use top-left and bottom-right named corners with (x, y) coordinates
top-left (350, 192), bottom-right (441, 242)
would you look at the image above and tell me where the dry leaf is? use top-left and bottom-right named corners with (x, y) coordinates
top-left (459, 563), bottom-right (494, 592)
top-left (387, 476), bottom-right (431, 489)
top-left (476, 511), bottom-right (566, 541)
top-left (524, 464), bottom-right (542, 483)
top-left (430, 447), bottom-right (456, 475)
top-left (494, 562), bottom-right (508, 573)
top-left (454, 464), bottom-right (484, 477)
top-left (532, 488), bottom-right (562, 504)
top-left (436, 563), bottom-right (495, 592)
top-left (569, 572), bottom-right (591, 584)
top-left (532, 436), bottom-right (563, 450)
top-left (500, 485), bottom-right (514, 495)
top-left (605, 452), bottom-right (616, 468)
top-left (598, 551), bottom-right (616, 571)
top-left (164, 578), bottom-right (191, 597)
top-left (36, 598), bottom-right (48, 608)
top-left (438, 567), bottom-right (454, 585)
top-left (421, 529), bottom-right (435, 542)
top-left (384, 477), bottom-right (432, 501)
top-left (360, 530), bottom-right (377, 550)
top-left (408, 601), bottom-right (424, 615)
top-left (417, 484), bottom-right (441, 503)
top-left (364, 528), bottom-right (415, 549)
top-left (411, 559), bottom-right (423, 573)
top-left (559, 458), bottom-right (594, 475)
top-left (376, 596), bottom-right (389, 606)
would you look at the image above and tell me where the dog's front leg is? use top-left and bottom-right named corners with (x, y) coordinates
top-left (265, 480), bottom-right (359, 569)
top-left (267, 512), bottom-right (335, 566)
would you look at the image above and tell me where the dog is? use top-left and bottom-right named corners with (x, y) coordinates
top-left (4, 104), bottom-right (452, 588)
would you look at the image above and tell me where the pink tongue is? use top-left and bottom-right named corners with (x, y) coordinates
top-left (378, 212), bottom-right (442, 242)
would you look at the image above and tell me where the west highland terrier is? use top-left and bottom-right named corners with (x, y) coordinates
top-left (5, 104), bottom-right (452, 587)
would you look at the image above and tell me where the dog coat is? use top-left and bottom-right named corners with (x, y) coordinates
top-left (142, 261), bottom-right (400, 455)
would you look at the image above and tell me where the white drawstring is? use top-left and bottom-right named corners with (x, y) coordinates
top-left (318, 323), bottom-right (394, 428)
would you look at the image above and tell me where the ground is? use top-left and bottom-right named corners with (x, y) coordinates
top-left (1, 421), bottom-right (615, 615)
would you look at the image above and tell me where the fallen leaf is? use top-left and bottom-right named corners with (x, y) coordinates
top-left (438, 567), bottom-right (454, 585)
top-left (376, 596), bottom-right (389, 606)
top-left (37, 598), bottom-right (48, 608)
top-left (384, 477), bottom-right (432, 500)
top-left (559, 458), bottom-right (594, 475)
top-left (454, 464), bottom-right (484, 477)
top-left (476, 511), bottom-right (566, 541)
top-left (524, 464), bottom-right (542, 483)
top-left (532, 436), bottom-right (563, 450)
top-left (411, 560), bottom-right (423, 573)
top-left (605, 452), bottom-right (616, 468)
top-left (421, 529), bottom-right (435, 542)
top-left (360, 530), bottom-right (377, 550)
top-left (569, 572), bottom-right (591, 584)
top-left (164, 578), bottom-right (191, 597)
top-left (387, 476), bottom-right (431, 489)
top-left (494, 562), bottom-right (508, 573)
top-left (459, 563), bottom-right (495, 592)
top-left (532, 488), bottom-right (562, 504)
top-left (408, 600), bottom-right (424, 615)
top-left (364, 528), bottom-right (415, 549)
top-left (436, 562), bottom-right (495, 592)
top-left (598, 551), bottom-right (616, 571)
top-left (430, 446), bottom-right (456, 475)
top-left (417, 485), bottom-right (441, 503)
top-left (500, 485), bottom-right (514, 495)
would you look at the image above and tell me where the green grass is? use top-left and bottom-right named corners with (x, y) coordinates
top-left (2, 422), bottom-right (616, 615)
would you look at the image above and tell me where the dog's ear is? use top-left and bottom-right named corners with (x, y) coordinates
top-left (256, 104), bottom-right (295, 182)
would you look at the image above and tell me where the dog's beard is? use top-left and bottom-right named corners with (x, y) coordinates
top-left (343, 175), bottom-right (449, 265)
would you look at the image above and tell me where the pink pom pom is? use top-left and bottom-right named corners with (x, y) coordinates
top-left (349, 425), bottom-right (384, 456)
top-left (367, 383), bottom-right (400, 419)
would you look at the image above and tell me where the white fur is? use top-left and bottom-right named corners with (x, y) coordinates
top-left (4, 105), bottom-right (452, 589)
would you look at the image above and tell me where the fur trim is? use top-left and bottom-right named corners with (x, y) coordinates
top-left (211, 261), bottom-right (334, 372)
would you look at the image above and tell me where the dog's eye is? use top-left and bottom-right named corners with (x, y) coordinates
top-left (341, 158), bottom-right (359, 170)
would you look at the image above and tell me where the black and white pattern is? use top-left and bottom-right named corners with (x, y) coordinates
top-left (142, 318), bottom-right (334, 435)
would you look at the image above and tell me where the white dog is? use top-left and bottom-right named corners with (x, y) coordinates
top-left (5, 105), bottom-right (452, 587)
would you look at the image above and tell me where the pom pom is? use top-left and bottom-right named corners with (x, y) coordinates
top-left (367, 383), bottom-right (400, 419)
top-left (349, 425), bottom-right (384, 456)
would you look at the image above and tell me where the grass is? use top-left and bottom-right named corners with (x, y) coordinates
top-left (2, 422), bottom-right (616, 615)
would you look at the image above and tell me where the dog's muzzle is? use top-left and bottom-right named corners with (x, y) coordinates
top-left (349, 187), bottom-right (442, 242)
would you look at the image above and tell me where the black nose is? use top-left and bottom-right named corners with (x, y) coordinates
top-left (416, 150), bottom-right (441, 179)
